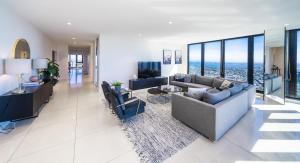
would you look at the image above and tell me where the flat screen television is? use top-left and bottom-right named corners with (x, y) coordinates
top-left (138, 61), bottom-right (161, 79)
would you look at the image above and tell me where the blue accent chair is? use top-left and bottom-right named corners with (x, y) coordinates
top-left (109, 89), bottom-right (145, 120)
top-left (101, 81), bottom-right (130, 107)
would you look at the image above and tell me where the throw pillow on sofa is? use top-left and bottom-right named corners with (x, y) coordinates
top-left (184, 74), bottom-right (192, 83)
top-left (212, 78), bottom-right (224, 88)
top-left (195, 75), bottom-right (214, 86)
top-left (184, 87), bottom-right (207, 100)
top-left (203, 88), bottom-right (231, 105)
top-left (174, 73), bottom-right (185, 82)
top-left (175, 78), bottom-right (185, 82)
top-left (219, 80), bottom-right (232, 90)
top-left (229, 83), bottom-right (244, 96)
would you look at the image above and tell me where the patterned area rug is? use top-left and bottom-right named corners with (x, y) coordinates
top-left (122, 92), bottom-right (200, 163)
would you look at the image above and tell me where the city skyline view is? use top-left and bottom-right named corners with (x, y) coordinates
top-left (189, 35), bottom-right (264, 91)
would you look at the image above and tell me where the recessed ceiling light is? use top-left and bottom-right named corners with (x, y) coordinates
top-left (168, 21), bottom-right (173, 25)
top-left (72, 37), bottom-right (76, 40)
top-left (284, 23), bottom-right (290, 26)
top-left (67, 22), bottom-right (72, 26)
top-left (138, 33), bottom-right (142, 37)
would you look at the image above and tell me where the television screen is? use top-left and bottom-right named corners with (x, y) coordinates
top-left (138, 62), bottom-right (161, 78)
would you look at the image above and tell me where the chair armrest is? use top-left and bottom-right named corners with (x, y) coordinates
top-left (124, 98), bottom-right (139, 105)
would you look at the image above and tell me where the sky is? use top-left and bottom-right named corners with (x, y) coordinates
top-left (205, 41), bottom-right (221, 62)
top-left (189, 36), bottom-right (264, 63)
top-left (189, 44), bottom-right (201, 61)
top-left (224, 37), bottom-right (248, 63)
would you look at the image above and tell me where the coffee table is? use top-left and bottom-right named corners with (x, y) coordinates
top-left (147, 85), bottom-right (182, 104)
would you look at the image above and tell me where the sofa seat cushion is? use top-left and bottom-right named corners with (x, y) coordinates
top-left (195, 75), bottom-right (214, 86)
top-left (170, 81), bottom-right (188, 88)
top-left (184, 87), bottom-right (208, 100)
top-left (203, 88), bottom-right (231, 105)
top-left (185, 83), bottom-right (211, 89)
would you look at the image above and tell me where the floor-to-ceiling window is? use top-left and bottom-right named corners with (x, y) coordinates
top-left (188, 34), bottom-right (265, 92)
top-left (254, 35), bottom-right (265, 92)
top-left (188, 44), bottom-right (202, 75)
top-left (297, 31), bottom-right (300, 96)
top-left (204, 41), bottom-right (221, 77)
top-left (224, 38), bottom-right (248, 82)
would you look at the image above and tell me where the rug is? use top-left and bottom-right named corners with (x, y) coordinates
top-left (122, 94), bottom-right (200, 163)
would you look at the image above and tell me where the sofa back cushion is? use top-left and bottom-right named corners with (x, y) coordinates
top-left (203, 88), bottom-right (231, 105)
top-left (184, 87), bottom-right (207, 100)
top-left (229, 83), bottom-right (244, 96)
top-left (195, 76), bottom-right (214, 86)
top-left (212, 78), bottom-right (224, 88)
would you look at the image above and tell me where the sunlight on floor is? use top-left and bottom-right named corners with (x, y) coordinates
top-left (253, 104), bottom-right (300, 112)
top-left (259, 123), bottom-right (300, 132)
top-left (252, 139), bottom-right (300, 153)
top-left (269, 113), bottom-right (300, 120)
top-left (69, 68), bottom-right (83, 85)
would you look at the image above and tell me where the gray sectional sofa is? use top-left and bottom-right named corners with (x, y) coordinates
top-left (169, 74), bottom-right (256, 141)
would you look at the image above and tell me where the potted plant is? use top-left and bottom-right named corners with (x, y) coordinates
top-left (42, 59), bottom-right (60, 85)
top-left (112, 81), bottom-right (122, 92)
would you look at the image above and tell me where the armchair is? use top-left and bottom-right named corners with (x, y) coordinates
top-left (101, 81), bottom-right (130, 107)
top-left (109, 89), bottom-right (145, 120)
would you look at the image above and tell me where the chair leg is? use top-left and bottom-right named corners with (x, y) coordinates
top-left (0, 121), bottom-right (15, 134)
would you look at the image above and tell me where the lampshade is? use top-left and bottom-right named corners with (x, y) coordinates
top-left (33, 58), bottom-right (48, 69)
top-left (5, 59), bottom-right (32, 75)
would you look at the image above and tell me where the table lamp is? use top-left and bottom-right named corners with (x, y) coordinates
top-left (33, 58), bottom-right (48, 81)
top-left (5, 59), bottom-right (32, 94)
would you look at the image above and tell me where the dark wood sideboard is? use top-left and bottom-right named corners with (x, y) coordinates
top-left (0, 82), bottom-right (53, 122)
top-left (129, 77), bottom-right (168, 90)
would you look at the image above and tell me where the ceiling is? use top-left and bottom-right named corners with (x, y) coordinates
top-left (2, 0), bottom-right (300, 44)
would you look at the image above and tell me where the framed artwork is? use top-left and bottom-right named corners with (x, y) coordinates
top-left (175, 50), bottom-right (182, 64)
top-left (163, 49), bottom-right (172, 64)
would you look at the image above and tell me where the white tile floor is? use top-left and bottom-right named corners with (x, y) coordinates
top-left (1, 77), bottom-right (300, 163)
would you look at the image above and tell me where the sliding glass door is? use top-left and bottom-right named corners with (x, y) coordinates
top-left (286, 30), bottom-right (300, 99)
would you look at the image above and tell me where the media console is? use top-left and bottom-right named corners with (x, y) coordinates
top-left (129, 77), bottom-right (168, 90)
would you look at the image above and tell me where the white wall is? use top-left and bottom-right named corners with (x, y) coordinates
top-left (98, 33), bottom-right (187, 88)
top-left (0, 5), bottom-right (54, 95)
top-left (55, 42), bottom-right (69, 80)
